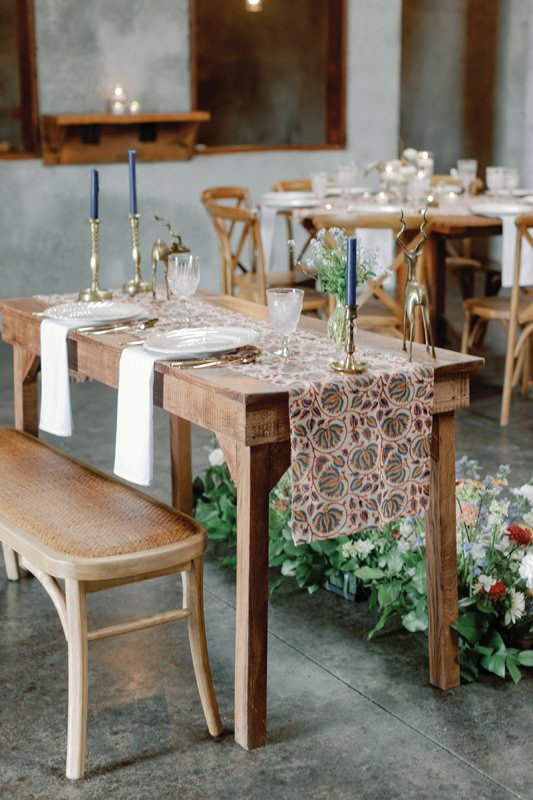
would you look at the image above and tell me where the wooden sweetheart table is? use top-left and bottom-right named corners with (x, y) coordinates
top-left (0, 292), bottom-right (483, 749)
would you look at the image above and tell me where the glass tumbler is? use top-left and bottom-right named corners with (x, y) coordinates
top-left (266, 288), bottom-right (304, 357)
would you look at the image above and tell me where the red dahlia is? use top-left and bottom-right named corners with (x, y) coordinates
top-left (487, 580), bottom-right (507, 598)
top-left (506, 524), bottom-right (532, 547)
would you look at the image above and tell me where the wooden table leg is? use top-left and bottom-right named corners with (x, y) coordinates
top-left (3, 346), bottom-right (40, 580)
top-left (234, 442), bottom-right (271, 749)
top-left (425, 411), bottom-right (460, 689)
top-left (169, 415), bottom-right (193, 516)
top-left (13, 346), bottom-right (40, 435)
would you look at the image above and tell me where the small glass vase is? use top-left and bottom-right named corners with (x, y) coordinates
top-left (327, 297), bottom-right (348, 358)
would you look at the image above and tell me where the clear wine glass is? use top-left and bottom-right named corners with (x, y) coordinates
top-left (167, 253), bottom-right (200, 324)
top-left (266, 288), bottom-right (304, 357)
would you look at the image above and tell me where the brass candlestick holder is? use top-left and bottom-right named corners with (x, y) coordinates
top-left (123, 213), bottom-right (152, 296)
top-left (330, 304), bottom-right (367, 374)
top-left (79, 218), bottom-right (112, 302)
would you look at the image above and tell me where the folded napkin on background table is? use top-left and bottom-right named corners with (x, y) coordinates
top-left (114, 347), bottom-right (161, 486)
top-left (39, 318), bottom-right (81, 436)
top-left (356, 227), bottom-right (395, 264)
top-left (500, 215), bottom-right (533, 287)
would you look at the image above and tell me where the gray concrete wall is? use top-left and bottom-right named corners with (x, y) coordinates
top-left (34, 0), bottom-right (191, 113)
top-left (0, 0), bottom-right (403, 299)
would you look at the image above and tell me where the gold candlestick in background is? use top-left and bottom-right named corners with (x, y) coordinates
top-left (79, 218), bottom-right (112, 302)
top-left (330, 305), bottom-right (367, 374)
top-left (123, 213), bottom-right (152, 296)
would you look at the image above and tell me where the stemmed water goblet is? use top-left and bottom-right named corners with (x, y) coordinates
top-left (266, 288), bottom-right (304, 357)
top-left (167, 253), bottom-right (200, 324)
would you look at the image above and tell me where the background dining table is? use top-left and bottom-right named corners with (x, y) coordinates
top-left (260, 191), bottom-right (506, 344)
top-left (0, 290), bottom-right (483, 750)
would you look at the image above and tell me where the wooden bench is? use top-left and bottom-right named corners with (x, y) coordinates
top-left (0, 428), bottom-right (223, 779)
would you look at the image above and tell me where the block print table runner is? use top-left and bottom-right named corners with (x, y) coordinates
top-left (38, 292), bottom-right (433, 543)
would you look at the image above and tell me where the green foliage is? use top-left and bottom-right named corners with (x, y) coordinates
top-left (194, 448), bottom-right (533, 684)
top-left (299, 227), bottom-right (385, 301)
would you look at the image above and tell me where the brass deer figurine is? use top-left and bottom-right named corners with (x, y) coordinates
top-left (151, 215), bottom-right (190, 299)
top-left (396, 209), bottom-right (436, 361)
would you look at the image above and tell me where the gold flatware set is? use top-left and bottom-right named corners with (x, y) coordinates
top-left (34, 311), bottom-right (261, 368)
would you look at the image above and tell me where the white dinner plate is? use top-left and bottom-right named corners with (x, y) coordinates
top-left (44, 301), bottom-right (144, 324)
top-left (470, 202), bottom-right (531, 216)
top-left (143, 326), bottom-right (260, 357)
top-left (261, 192), bottom-right (319, 208)
top-left (512, 189), bottom-right (533, 197)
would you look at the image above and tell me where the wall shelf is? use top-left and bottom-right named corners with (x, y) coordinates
top-left (41, 111), bottom-right (211, 165)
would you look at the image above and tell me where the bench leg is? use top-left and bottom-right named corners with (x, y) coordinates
top-left (2, 543), bottom-right (20, 580)
top-left (65, 579), bottom-right (88, 780)
top-left (183, 559), bottom-right (223, 737)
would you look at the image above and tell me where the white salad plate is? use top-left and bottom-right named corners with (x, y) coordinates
top-left (143, 326), bottom-right (260, 358)
top-left (43, 301), bottom-right (143, 324)
top-left (470, 202), bottom-right (531, 217)
top-left (261, 192), bottom-right (319, 208)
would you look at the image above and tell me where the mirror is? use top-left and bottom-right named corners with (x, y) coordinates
top-left (0, 0), bottom-right (39, 156)
top-left (192, 0), bottom-right (346, 149)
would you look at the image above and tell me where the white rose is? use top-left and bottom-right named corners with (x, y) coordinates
top-left (354, 539), bottom-right (375, 557)
top-left (208, 448), bottom-right (225, 467)
top-left (402, 148), bottom-right (418, 162)
top-left (519, 552), bottom-right (533, 589)
top-left (516, 484), bottom-right (533, 505)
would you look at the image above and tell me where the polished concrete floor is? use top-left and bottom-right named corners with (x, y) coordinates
top-left (1, 283), bottom-right (532, 800)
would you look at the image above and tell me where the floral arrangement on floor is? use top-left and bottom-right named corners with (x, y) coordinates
top-left (193, 446), bottom-right (533, 684)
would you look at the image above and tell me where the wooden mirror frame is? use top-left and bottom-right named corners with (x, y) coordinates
top-left (1, 0), bottom-right (40, 158)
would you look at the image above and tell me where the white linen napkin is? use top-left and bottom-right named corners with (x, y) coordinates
top-left (356, 228), bottom-right (395, 266)
top-left (500, 215), bottom-right (533, 288)
top-left (39, 318), bottom-right (80, 436)
top-left (260, 204), bottom-right (278, 269)
top-left (114, 347), bottom-right (161, 486)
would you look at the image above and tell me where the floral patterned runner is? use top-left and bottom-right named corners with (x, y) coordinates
top-left (38, 291), bottom-right (434, 542)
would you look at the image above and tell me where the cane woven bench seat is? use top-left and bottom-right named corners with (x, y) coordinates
top-left (0, 428), bottom-right (203, 563)
top-left (0, 428), bottom-right (222, 779)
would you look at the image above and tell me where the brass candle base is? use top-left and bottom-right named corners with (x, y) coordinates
top-left (79, 286), bottom-right (113, 302)
top-left (123, 213), bottom-right (151, 295)
top-left (330, 304), bottom-right (367, 374)
top-left (122, 276), bottom-right (152, 296)
top-left (79, 218), bottom-right (112, 302)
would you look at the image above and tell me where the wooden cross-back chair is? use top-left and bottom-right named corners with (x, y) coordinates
top-left (310, 212), bottom-right (428, 338)
top-left (461, 213), bottom-right (533, 425)
top-left (201, 191), bottom-right (328, 314)
top-left (200, 187), bottom-right (253, 296)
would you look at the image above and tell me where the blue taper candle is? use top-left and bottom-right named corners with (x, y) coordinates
top-left (128, 149), bottom-right (138, 215)
top-left (90, 168), bottom-right (99, 219)
top-left (346, 236), bottom-right (357, 307)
